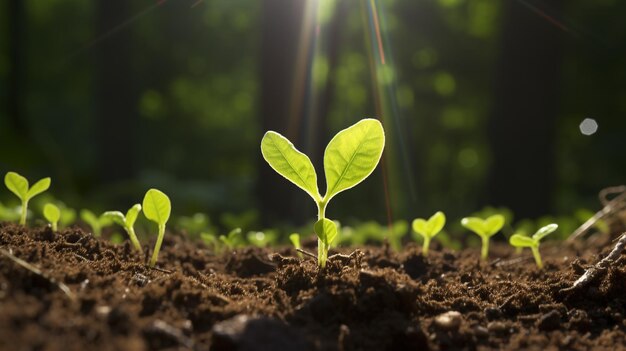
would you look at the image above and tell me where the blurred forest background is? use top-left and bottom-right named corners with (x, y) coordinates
top-left (0, 0), bottom-right (625, 230)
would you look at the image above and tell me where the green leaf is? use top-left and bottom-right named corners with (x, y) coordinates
top-left (261, 131), bottom-right (320, 202)
top-left (323, 119), bottom-right (385, 201)
top-left (533, 223), bottom-right (558, 241)
top-left (5, 172), bottom-right (28, 200)
top-left (412, 219), bottom-right (429, 237)
top-left (43, 204), bottom-right (60, 223)
top-left (26, 178), bottom-right (51, 199)
top-left (427, 211), bottom-right (446, 236)
top-left (80, 209), bottom-right (98, 227)
top-left (484, 214), bottom-right (505, 236)
top-left (509, 234), bottom-right (536, 248)
top-left (125, 204), bottom-right (142, 227)
top-left (289, 233), bottom-right (301, 248)
top-left (461, 217), bottom-right (487, 237)
top-left (102, 211), bottom-right (126, 227)
top-left (142, 189), bottom-right (171, 226)
top-left (314, 218), bottom-right (338, 246)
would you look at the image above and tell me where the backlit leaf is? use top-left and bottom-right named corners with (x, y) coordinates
top-left (142, 189), bottom-right (171, 226)
top-left (323, 119), bottom-right (385, 201)
top-left (261, 131), bottom-right (320, 202)
top-left (5, 172), bottom-right (28, 200)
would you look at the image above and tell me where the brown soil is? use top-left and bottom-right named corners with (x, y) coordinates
top-left (1, 222), bottom-right (626, 351)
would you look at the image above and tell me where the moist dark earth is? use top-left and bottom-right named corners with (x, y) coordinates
top-left (1, 222), bottom-right (626, 351)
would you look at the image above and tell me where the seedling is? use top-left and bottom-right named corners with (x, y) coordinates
top-left (509, 223), bottom-right (558, 269)
top-left (80, 209), bottom-right (112, 237)
top-left (289, 233), bottom-right (303, 258)
top-left (103, 204), bottom-right (143, 252)
top-left (261, 118), bottom-right (385, 267)
top-left (43, 203), bottom-right (61, 231)
top-left (219, 228), bottom-right (243, 250)
top-left (4, 172), bottom-right (51, 225)
top-left (412, 211), bottom-right (446, 256)
top-left (247, 230), bottom-right (277, 248)
top-left (143, 189), bottom-right (171, 267)
top-left (461, 214), bottom-right (505, 260)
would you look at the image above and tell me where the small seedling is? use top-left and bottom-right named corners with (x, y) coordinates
top-left (201, 232), bottom-right (220, 252)
top-left (247, 230), bottom-right (277, 248)
top-left (412, 211), bottom-right (446, 256)
top-left (43, 203), bottom-right (61, 231)
top-left (289, 233), bottom-right (303, 258)
top-left (461, 214), bottom-right (505, 260)
top-left (59, 205), bottom-right (77, 228)
top-left (143, 189), bottom-right (171, 267)
top-left (80, 209), bottom-right (112, 237)
top-left (219, 228), bottom-right (243, 250)
top-left (509, 223), bottom-right (558, 269)
top-left (103, 204), bottom-right (143, 252)
top-left (261, 118), bottom-right (385, 267)
top-left (4, 172), bottom-right (51, 225)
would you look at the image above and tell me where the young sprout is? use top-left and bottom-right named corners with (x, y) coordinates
top-left (509, 223), bottom-right (558, 269)
top-left (261, 118), bottom-right (385, 268)
top-left (461, 214), bottom-right (505, 260)
top-left (43, 203), bottom-right (61, 231)
top-left (80, 209), bottom-right (112, 237)
top-left (142, 189), bottom-right (171, 267)
top-left (219, 228), bottom-right (243, 250)
top-left (247, 230), bottom-right (277, 248)
top-left (412, 211), bottom-right (446, 256)
top-left (103, 204), bottom-right (143, 252)
top-left (59, 205), bottom-right (77, 228)
top-left (289, 233), bottom-right (303, 258)
top-left (4, 172), bottom-right (51, 225)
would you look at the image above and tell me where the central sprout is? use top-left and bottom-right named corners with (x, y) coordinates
top-left (261, 118), bottom-right (385, 268)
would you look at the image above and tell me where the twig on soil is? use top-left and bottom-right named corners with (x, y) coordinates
top-left (494, 256), bottom-right (532, 268)
top-left (0, 248), bottom-right (76, 301)
top-left (146, 265), bottom-right (173, 274)
top-left (568, 186), bottom-right (626, 242)
top-left (296, 248), bottom-right (317, 260)
top-left (561, 232), bottom-right (626, 294)
top-left (72, 253), bottom-right (89, 262)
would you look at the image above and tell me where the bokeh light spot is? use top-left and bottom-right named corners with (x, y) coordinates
top-left (579, 118), bottom-right (598, 136)
top-left (458, 148), bottom-right (478, 168)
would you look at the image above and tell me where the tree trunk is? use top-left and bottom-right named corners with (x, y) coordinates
top-left (7, 0), bottom-right (26, 134)
top-left (94, 0), bottom-right (136, 185)
top-left (487, 0), bottom-right (564, 219)
top-left (258, 0), bottom-right (309, 225)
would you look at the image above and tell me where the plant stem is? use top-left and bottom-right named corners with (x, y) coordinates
top-left (317, 200), bottom-right (327, 268)
top-left (149, 224), bottom-right (165, 267)
top-left (422, 236), bottom-right (430, 256)
top-left (127, 226), bottom-right (142, 253)
top-left (19, 200), bottom-right (28, 225)
top-left (531, 246), bottom-right (543, 269)
top-left (481, 236), bottom-right (489, 260)
top-left (52, 222), bottom-right (57, 232)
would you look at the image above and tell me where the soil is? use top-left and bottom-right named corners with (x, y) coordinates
top-left (1, 222), bottom-right (626, 351)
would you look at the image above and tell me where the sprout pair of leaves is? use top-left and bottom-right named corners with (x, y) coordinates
top-left (509, 223), bottom-right (558, 269)
top-left (43, 204), bottom-right (61, 231)
top-left (412, 211), bottom-right (446, 256)
top-left (261, 119), bottom-right (385, 268)
top-left (4, 172), bottom-right (51, 225)
top-left (80, 209), bottom-right (113, 237)
top-left (142, 189), bottom-right (171, 267)
top-left (461, 214), bottom-right (505, 260)
top-left (103, 204), bottom-right (143, 253)
top-left (43, 203), bottom-right (75, 231)
top-left (289, 233), bottom-right (303, 258)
